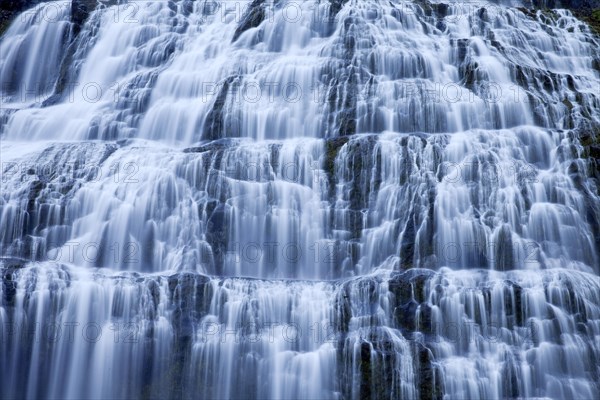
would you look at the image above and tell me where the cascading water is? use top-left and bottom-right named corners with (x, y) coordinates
top-left (1, 0), bottom-right (599, 399)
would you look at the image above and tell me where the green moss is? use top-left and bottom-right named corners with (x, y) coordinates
top-left (323, 136), bottom-right (349, 199)
top-left (573, 8), bottom-right (600, 35)
top-left (324, 137), bottom-right (348, 176)
top-left (0, 20), bottom-right (10, 37)
top-left (517, 7), bottom-right (537, 19)
top-left (577, 124), bottom-right (600, 170)
top-left (562, 97), bottom-right (574, 111)
top-left (541, 8), bottom-right (558, 20)
top-left (578, 125), bottom-right (600, 149)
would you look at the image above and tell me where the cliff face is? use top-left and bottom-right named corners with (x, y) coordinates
top-left (1, 1), bottom-right (598, 180)
top-left (1, 1), bottom-right (600, 399)
top-left (2, 1), bottom-right (599, 34)
top-left (70, 0), bottom-right (103, 35)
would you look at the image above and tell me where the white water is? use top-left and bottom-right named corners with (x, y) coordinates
top-left (1, 1), bottom-right (599, 399)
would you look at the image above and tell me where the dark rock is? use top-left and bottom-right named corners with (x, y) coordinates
top-left (494, 224), bottom-right (515, 271)
top-left (204, 204), bottom-right (231, 275)
top-left (71, 0), bottom-right (98, 36)
top-left (359, 341), bottom-right (373, 399)
top-left (0, 1), bottom-right (47, 37)
top-left (389, 274), bottom-right (412, 305)
top-left (389, 269), bottom-right (435, 304)
top-left (337, 327), bottom-right (407, 400)
top-left (571, 126), bottom-right (600, 253)
top-left (183, 138), bottom-right (236, 153)
top-left (168, 272), bottom-right (212, 333)
top-left (389, 269), bottom-right (436, 332)
top-left (503, 280), bottom-right (524, 327)
top-left (524, 0), bottom-right (600, 35)
top-left (399, 215), bottom-right (417, 269)
top-left (329, 0), bottom-right (349, 18)
top-left (165, 271), bottom-right (212, 399)
top-left (395, 300), bottom-right (419, 331)
top-left (180, 1), bottom-right (194, 16)
top-left (232, 0), bottom-right (266, 43)
top-left (1, 257), bottom-right (27, 307)
top-left (323, 136), bottom-right (349, 198)
top-left (416, 343), bottom-right (443, 400)
top-left (202, 75), bottom-right (241, 141)
top-left (417, 303), bottom-right (434, 333)
top-left (333, 286), bottom-right (352, 333)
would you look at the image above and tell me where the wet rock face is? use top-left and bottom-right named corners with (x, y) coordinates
top-left (71, 0), bottom-right (101, 35)
top-left (388, 269), bottom-right (436, 332)
top-left (578, 126), bottom-right (600, 188)
top-left (168, 272), bottom-right (212, 339)
top-left (202, 75), bottom-right (242, 140)
top-left (0, 258), bottom-right (27, 307)
top-left (232, 0), bottom-right (266, 43)
top-left (416, 343), bottom-right (443, 400)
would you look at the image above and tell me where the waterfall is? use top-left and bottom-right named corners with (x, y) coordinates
top-left (1, 1), bottom-right (599, 399)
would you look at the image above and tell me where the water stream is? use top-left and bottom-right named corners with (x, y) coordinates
top-left (1, 1), bottom-right (599, 398)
